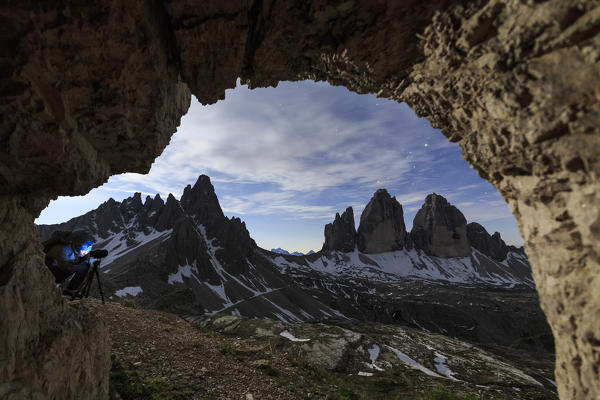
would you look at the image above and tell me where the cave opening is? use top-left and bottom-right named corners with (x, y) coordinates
top-left (3, 1), bottom-right (597, 398)
top-left (37, 80), bottom-right (524, 255)
top-left (34, 80), bottom-right (557, 390)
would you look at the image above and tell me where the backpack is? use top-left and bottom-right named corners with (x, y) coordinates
top-left (42, 230), bottom-right (73, 254)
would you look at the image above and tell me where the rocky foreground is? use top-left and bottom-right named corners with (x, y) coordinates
top-left (82, 298), bottom-right (556, 400)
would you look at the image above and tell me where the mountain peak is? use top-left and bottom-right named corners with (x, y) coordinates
top-left (271, 248), bottom-right (313, 256)
top-left (132, 191), bottom-right (142, 202)
top-left (424, 192), bottom-right (448, 205)
top-left (374, 188), bottom-right (390, 197)
top-left (357, 190), bottom-right (408, 253)
top-left (124, 192), bottom-right (143, 212)
top-left (467, 223), bottom-right (509, 261)
top-left (411, 194), bottom-right (470, 257)
top-left (323, 207), bottom-right (356, 252)
top-left (271, 247), bottom-right (290, 255)
top-left (492, 231), bottom-right (503, 243)
top-left (151, 193), bottom-right (164, 208)
top-left (192, 174), bottom-right (212, 190)
top-left (181, 175), bottom-right (224, 227)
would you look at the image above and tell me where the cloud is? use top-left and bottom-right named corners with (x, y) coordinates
top-left (99, 80), bottom-right (460, 222)
top-left (220, 191), bottom-right (336, 220)
top-left (456, 184), bottom-right (482, 191)
top-left (459, 202), bottom-right (514, 223)
top-left (38, 80), bottom-right (522, 249)
top-left (395, 191), bottom-right (433, 205)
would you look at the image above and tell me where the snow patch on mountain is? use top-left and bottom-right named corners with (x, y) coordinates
top-left (97, 228), bottom-right (173, 267)
top-left (205, 282), bottom-right (233, 308)
top-left (270, 247), bottom-right (533, 287)
top-left (432, 351), bottom-right (458, 381)
top-left (386, 345), bottom-right (443, 378)
top-left (168, 263), bottom-right (197, 285)
top-left (365, 344), bottom-right (384, 371)
top-left (280, 330), bottom-right (311, 342)
top-left (115, 286), bottom-right (143, 297)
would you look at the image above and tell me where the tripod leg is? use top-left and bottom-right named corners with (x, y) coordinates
top-left (95, 266), bottom-right (105, 304)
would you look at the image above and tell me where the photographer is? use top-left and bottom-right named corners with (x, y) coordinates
top-left (44, 229), bottom-right (94, 297)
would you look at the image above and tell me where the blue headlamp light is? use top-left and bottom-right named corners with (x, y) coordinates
top-left (78, 240), bottom-right (93, 256)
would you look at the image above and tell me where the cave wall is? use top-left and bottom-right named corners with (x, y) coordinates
top-left (0, 197), bottom-right (110, 399)
top-left (400, 3), bottom-right (600, 398)
top-left (0, 1), bottom-right (190, 398)
top-left (1, 1), bottom-right (598, 399)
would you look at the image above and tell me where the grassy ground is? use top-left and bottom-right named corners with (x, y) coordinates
top-left (109, 356), bottom-right (202, 400)
top-left (109, 355), bottom-right (496, 400)
top-left (87, 299), bottom-right (552, 400)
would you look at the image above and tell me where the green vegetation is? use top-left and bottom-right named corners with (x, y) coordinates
top-left (368, 377), bottom-right (406, 394)
top-left (416, 388), bottom-right (496, 400)
top-left (337, 383), bottom-right (360, 399)
top-left (109, 356), bottom-right (198, 400)
top-left (257, 363), bottom-right (280, 377)
top-left (333, 386), bottom-right (496, 400)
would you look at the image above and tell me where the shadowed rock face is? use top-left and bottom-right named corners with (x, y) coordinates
top-left (180, 175), bottom-right (225, 230)
top-left (1, 1), bottom-right (599, 398)
top-left (411, 194), bottom-right (470, 258)
top-left (357, 189), bottom-right (409, 253)
top-left (467, 222), bottom-right (509, 261)
top-left (323, 207), bottom-right (356, 253)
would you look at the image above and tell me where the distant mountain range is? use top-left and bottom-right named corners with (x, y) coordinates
top-left (38, 175), bottom-right (552, 353)
top-left (271, 248), bottom-right (315, 256)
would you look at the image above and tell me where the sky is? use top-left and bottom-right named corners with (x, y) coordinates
top-left (36, 80), bottom-right (524, 253)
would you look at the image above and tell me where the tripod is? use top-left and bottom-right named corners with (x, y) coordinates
top-left (78, 258), bottom-right (106, 304)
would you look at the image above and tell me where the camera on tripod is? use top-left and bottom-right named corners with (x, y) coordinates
top-left (90, 249), bottom-right (108, 259)
top-left (76, 248), bottom-right (109, 303)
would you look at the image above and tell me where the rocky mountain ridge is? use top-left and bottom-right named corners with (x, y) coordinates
top-left (38, 175), bottom-right (550, 356)
top-left (39, 175), bottom-right (344, 320)
top-left (323, 190), bottom-right (520, 262)
top-left (271, 248), bottom-right (315, 256)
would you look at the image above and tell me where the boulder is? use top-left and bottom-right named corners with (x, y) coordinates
top-left (299, 326), bottom-right (363, 371)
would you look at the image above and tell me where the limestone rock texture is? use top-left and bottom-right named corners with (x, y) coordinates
top-left (1, 0), bottom-right (599, 398)
top-left (357, 189), bottom-right (409, 254)
top-left (398, 3), bottom-right (600, 398)
top-left (322, 207), bottom-right (357, 253)
top-left (1, 1), bottom-right (190, 398)
top-left (0, 197), bottom-right (110, 399)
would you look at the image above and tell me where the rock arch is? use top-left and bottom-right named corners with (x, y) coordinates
top-left (1, 1), bottom-right (598, 398)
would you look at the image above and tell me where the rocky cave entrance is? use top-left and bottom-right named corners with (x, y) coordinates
top-left (38, 80), bottom-right (526, 258)
top-left (2, 1), bottom-right (598, 399)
